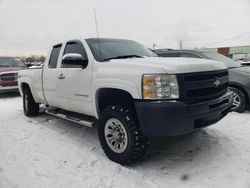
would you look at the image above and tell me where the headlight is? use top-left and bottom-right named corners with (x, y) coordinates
top-left (142, 74), bottom-right (179, 99)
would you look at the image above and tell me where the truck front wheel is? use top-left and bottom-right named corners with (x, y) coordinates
top-left (99, 105), bottom-right (149, 165)
top-left (23, 88), bottom-right (39, 117)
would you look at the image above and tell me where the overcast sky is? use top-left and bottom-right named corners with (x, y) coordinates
top-left (0, 0), bottom-right (250, 56)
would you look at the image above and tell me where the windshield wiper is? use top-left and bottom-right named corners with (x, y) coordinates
top-left (102, 55), bottom-right (143, 61)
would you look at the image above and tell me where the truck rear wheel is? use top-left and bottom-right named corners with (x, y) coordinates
top-left (99, 105), bottom-right (149, 165)
top-left (23, 88), bottom-right (39, 117)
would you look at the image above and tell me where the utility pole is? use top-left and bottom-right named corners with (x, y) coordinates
top-left (179, 40), bottom-right (183, 50)
top-left (152, 43), bottom-right (156, 50)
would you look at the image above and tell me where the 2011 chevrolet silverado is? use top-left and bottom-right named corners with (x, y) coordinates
top-left (18, 38), bottom-right (233, 165)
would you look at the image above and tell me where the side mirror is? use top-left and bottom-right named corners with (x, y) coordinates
top-left (62, 53), bottom-right (88, 68)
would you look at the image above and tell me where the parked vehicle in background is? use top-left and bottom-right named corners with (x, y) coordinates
top-left (241, 61), bottom-right (250, 66)
top-left (154, 49), bottom-right (250, 113)
top-left (0, 57), bottom-right (26, 93)
top-left (18, 38), bottom-right (233, 165)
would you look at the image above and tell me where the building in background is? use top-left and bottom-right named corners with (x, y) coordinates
top-left (209, 45), bottom-right (250, 62)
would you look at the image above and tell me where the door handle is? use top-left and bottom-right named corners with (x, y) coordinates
top-left (57, 74), bottom-right (65, 79)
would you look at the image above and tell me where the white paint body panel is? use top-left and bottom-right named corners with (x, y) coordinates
top-left (18, 38), bottom-right (228, 119)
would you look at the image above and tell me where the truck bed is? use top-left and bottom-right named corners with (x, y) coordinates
top-left (18, 66), bottom-right (45, 104)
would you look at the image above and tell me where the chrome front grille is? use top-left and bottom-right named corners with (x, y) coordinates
top-left (0, 72), bottom-right (18, 82)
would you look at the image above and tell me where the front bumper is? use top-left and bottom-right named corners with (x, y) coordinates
top-left (135, 91), bottom-right (233, 137)
top-left (0, 84), bottom-right (19, 94)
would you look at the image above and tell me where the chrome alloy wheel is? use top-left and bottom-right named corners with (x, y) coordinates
top-left (104, 118), bottom-right (128, 153)
top-left (232, 92), bottom-right (241, 109)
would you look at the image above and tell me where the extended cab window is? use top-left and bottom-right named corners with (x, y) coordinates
top-left (49, 45), bottom-right (62, 69)
top-left (61, 41), bottom-right (87, 68)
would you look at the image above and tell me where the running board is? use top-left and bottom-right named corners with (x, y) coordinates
top-left (45, 109), bottom-right (94, 127)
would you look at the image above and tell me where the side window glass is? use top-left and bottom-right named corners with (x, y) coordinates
top-left (181, 52), bottom-right (201, 58)
top-left (61, 42), bottom-right (87, 68)
top-left (49, 45), bottom-right (62, 69)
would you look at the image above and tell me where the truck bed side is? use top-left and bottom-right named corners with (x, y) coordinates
top-left (18, 66), bottom-right (46, 104)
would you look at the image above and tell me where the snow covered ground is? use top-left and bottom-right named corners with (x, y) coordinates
top-left (0, 94), bottom-right (250, 188)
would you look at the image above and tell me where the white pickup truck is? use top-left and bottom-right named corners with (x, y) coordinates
top-left (18, 38), bottom-right (233, 165)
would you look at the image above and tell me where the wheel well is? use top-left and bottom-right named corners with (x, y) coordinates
top-left (21, 83), bottom-right (30, 93)
top-left (97, 88), bottom-right (135, 115)
top-left (230, 84), bottom-right (249, 105)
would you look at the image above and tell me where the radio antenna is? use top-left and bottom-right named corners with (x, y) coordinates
top-left (94, 8), bottom-right (102, 61)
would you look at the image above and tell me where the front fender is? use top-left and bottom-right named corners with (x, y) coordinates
top-left (92, 78), bottom-right (141, 118)
top-left (94, 78), bottom-right (141, 99)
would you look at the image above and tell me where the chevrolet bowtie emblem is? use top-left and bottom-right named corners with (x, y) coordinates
top-left (213, 78), bottom-right (221, 88)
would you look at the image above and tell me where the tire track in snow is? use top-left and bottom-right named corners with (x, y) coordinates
top-left (77, 129), bottom-right (105, 156)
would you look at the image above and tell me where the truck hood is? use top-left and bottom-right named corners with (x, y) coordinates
top-left (107, 57), bottom-right (227, 74)
top-left (0, 67), bottom-right (25, 73)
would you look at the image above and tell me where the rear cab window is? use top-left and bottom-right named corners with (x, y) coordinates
top-left (49, 44), bottom-right (62, 69)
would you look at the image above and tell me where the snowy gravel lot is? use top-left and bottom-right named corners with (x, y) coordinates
top-left (1, 94), bottom-right (250, 188)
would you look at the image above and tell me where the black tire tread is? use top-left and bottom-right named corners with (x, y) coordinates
top-left (98, 105), bottom-right (149, 165)
top-left (23, 88), bottom-right (39, 117)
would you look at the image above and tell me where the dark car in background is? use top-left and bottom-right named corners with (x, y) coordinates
top-left (154, 49), bottom-right (250, 113)
top-left (0, 57), bottom-right (26, 93)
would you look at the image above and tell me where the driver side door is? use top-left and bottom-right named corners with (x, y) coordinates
top-left (56, 40), bottom-right (93, 116)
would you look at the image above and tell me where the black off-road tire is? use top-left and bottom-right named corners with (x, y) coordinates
top-left (23, 88), bottom-right (39, 117)
top-left (98, 105), bottom-right (149, 165)
top-left (230, 87), bottom-right (246, 113)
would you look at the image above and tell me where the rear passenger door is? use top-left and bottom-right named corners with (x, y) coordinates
top-left (56, 40), bottom-right (93, 116)
top-left (43, 44), bottom-right (62, 107)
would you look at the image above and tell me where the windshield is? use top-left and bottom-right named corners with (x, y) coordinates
top-left (0, 58), bottom-right (26, 67)
top-left (86, 38), bottom-right (157, 62)
top-left (201, 51), bottom-right (241, 68)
